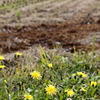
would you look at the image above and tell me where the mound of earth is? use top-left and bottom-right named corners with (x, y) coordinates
top-left (0, 0), bottom-right (100, 53)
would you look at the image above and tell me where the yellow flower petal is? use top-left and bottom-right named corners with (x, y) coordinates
top-left (0, 65), bottom-right (6, 68)
top-left (0, 56), bottom-right (5, 60)
top-left (48, 63), bottom-right (53, 68)
top-left (15, 52), bottom-right (22, 56)
top-left (24, 94), bottom-right (33, 100)
top-left (4, 80), bottom-right (7, 84)
top-left (72, 73), bottom-right (76, 77)
top-left (77, 72), bottom-right (87, 78)
top-left (67, 89), bottom-right (74, 97)
top-left (91, 81), bottom-right (97, 87)
top-left (45, 85), bottom-right (57, 95)
top-left (81, 87), bottom-right (87, 92)
top-left (30, 71), bottom-right (41, 79)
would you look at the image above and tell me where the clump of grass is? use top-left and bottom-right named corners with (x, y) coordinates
top-left (0, 46), bottom-right (100, 100)
top-left (16, 11), bottom-right (21, 20)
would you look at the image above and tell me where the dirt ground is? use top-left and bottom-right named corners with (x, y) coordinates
top-left (0, 0), bottom-right (100, 53)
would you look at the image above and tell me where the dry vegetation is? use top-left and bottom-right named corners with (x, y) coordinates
top-left (0, 0), bottom-right (100, 54)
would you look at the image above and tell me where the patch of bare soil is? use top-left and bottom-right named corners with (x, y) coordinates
top-left (0, 0), bottom-right (100, 53)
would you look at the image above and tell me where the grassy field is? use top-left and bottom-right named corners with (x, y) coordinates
top-left (0, 0), bottom-right (100, 99)
top-left (0, 46), bottom-right (100, 100)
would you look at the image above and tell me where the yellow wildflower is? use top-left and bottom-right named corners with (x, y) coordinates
top-left (45, 85), bottom-right (57, 95)
top-left (30, 71), bottom-right (41, 79)
top-left (67, 89), bottom-right (74, 97)
top-left (15, 52), bottom-right (22, 56)
top-left (77, 72), bottom-right (87, 78)
top-left (0, 65), bottom-right (6, 68)
top-left (91, 81), bottom-right (97, 87)
top-left (24, 94), bottom-right (33, 100)
top-left (81, 87), bottom-right (87, 92)
top-left (0, 56), bottom-right (5, 60)
top-left (48, 63), bottom-right (53, 68)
